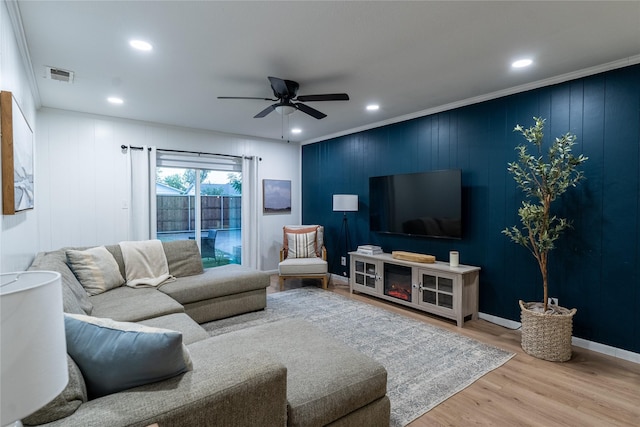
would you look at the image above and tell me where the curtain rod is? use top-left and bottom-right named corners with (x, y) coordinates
top-left (120, 145), bottom-right (259, 161)
top-left (121, 145), bottom-right (149, 151)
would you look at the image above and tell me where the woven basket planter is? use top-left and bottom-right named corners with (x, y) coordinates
top-left (519, 300), bottom-right (577, 362)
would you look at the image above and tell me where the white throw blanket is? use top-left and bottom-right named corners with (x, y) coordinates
top-left (119, 240), bottom-right (174, 288)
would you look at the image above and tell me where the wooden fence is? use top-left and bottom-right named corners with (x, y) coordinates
top-left (157, 195), bottom-right (241, 232)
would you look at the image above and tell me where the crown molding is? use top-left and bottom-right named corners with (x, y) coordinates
top-left (303, 55), bottom-right (640, 145)
top-left (5, 0), bottom-right (41, 108)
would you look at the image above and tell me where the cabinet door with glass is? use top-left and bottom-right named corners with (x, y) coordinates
top-left (417, 269), bottom-right (457, 314)
top-left (350, 256), bottom-right (382, 294)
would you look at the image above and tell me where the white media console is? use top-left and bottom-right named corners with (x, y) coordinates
top-left (349, 251), bottom-right (481, 327)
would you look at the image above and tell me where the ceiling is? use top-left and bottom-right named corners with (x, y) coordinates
top-left (14, 1), bottom-right (640, 144)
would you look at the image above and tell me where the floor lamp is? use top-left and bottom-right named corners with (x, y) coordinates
top-left (333, 194), bottom-right (358, 276)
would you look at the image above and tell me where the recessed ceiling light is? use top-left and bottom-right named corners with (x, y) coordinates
top-left (291, 128), bottom-right (302, 134)
top-left (107, 97), bottom-right (124, 104)
top-left (366, 104), bottom-right (380, 111)
top-left (512, 59), bottom-right (533, 68)
top-left (129, 39), bottom-right (153, 51)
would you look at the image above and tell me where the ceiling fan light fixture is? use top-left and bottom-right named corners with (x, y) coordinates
top-left (220, 76), bottom-right (348, 120)
top-left (275, 105), bottom-right (296, 115)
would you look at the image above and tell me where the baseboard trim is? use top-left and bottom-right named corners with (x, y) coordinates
top-left (329, 273), bottom-right (349, 284)
top-left (478, 312), bottom-right (521, 330)
top-left (571, 337), bottom-right (640, 364)
top-left (479, 312), bottom-right (640, 364)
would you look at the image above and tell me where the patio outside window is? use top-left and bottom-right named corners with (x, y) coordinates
top-left (155, 166), bottom-right (242, 268)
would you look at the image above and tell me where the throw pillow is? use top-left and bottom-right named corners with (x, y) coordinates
top-left (104, 244), bottom-right (127, 280)
top-left (66, 246), bottom-right (125, 296)
top-left (64, 314), bottom-right (193, 399)
top-left (28, 251), bottom-right (94, 314)
top-left (162, 240), bottom-right (204, 277)
top-left (22, 355), bottom-right (87, 425)
top-left (285, 227), bottom-right (318, 259)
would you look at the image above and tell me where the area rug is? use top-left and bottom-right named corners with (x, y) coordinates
top-left (202, 288), bottom-right (514, 427)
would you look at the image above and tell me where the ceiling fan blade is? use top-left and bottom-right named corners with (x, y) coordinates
top-left (294, 102), bottom-right (327, 119)
top-left (218, 96), bottom-right (277, 101)
top-left (268, 76), bottom-right (299, 99)
top-left (254, 104), bottom-right (277, 118)
top-left (296, 93), bottom-right (350, 102)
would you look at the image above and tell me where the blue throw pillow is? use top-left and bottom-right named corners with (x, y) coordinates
top-left (64, 314), bottom-right (193, 399)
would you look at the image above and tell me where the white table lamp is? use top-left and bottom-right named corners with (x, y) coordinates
top-left (1, 271), bottom-right (68, 427)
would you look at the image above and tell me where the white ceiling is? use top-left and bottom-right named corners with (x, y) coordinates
top-left (14, 1), bottom-right (640, 144)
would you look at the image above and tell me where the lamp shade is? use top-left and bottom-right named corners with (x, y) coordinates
top-left (333, 194), bottom-right (358, 212)
top-left (1, 271), bottom-right (68, 425)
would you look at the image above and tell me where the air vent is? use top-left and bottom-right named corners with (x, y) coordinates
top-left (44, 66), bottom-right (74, 83)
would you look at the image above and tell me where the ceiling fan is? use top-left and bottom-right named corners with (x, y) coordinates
top-left (218, 76), bottom-right (349, 119)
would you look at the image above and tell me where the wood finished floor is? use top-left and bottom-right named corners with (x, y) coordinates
top-left (269, 276), bottom-right (640, 426)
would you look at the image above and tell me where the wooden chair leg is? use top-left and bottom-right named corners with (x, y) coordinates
top-left (322, 276), bottom-right (328, 290)
top-left (279, 276), bottom-right (284, 291)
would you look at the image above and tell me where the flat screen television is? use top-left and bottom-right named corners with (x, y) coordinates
top-left (369, 169), bottom-right (462, 239)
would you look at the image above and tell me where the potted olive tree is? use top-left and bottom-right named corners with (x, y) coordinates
top-left (502, 117), bottom-right (588, 362)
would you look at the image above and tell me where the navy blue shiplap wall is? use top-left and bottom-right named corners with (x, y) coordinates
top-left (302, 64), bottom-right (640, 353)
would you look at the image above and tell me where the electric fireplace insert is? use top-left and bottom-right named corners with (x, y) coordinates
top-left (383, 263), bottom-right (412, 302)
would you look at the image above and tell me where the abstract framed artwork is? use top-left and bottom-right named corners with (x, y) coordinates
top-left (1, 91), bottom-right (34, 214)
top-left (263, 179), bottom-right (291, 214)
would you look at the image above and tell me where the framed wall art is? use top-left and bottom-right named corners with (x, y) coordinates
top-left (263, 179), bottom-right (291, 214)
top-left (2, 91), bottom-right (34, 214)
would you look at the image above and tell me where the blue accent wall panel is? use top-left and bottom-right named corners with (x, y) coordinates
top-left (302, 64), bottom-right (640, 353)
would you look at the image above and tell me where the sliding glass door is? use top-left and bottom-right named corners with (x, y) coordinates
top-left (155, 152), bottom-right (243, 268)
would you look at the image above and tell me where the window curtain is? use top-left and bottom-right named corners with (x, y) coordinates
top-left (126, 146), bottom-right (157, 240)
top-left (242, 156), bottom-right (260, 269)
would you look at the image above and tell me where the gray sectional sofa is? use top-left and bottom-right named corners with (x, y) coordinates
top-left (25, 240), bottom-right (390, 427)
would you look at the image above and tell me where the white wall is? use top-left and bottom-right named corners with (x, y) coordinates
top-left (1, 0), bottom-right (39, 272)
top-left (0, 0), bottom-right (299, 272)
top-left (34, 108), bottom-right (300, 272)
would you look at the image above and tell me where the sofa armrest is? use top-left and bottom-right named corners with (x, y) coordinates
top-left (38, 340), bottom-right (287, 427)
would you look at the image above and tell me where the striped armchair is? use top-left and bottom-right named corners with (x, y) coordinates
top-left (278, 225), bottom-right (328, 290)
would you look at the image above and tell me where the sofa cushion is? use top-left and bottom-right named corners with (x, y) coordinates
top-left (66, 246), bottom-right (125, 296)
top-left (28, 250), bottom-right (93, 315)
top-left (279, 257), bottom-right (328, 275)
top-left (22, 355), bottom-right (87, 425)
top-left (58, 279), bottom-right (87, 315)
top-left (139, 313), bottom-right (210, 345)
top-left (103, 244), bottom-right (127, 281)
top-left (43, 343), bottom-right (287, 427)
top-left (162, 240), bottom-right (204, 277)
top-left (89, 286), bottom-right (184, 322)
top-left (29, 261), bottom-right (85, 314)
top-left (204, 318), bottom-right (388, 427)
top-left (158, 264), bottom-right (269, 305)
top-left (78, 242), bottom-right (204, 281)
top-left (64, 314), bottom-right (193, 399)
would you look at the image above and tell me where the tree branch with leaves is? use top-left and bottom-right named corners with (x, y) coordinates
top-left (502, 117), bottom-right (588, 312)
